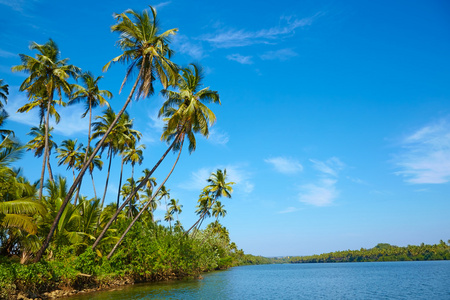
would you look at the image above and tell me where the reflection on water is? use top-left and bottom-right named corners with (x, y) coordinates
top-left (68, 261), bottom-right (450, 299)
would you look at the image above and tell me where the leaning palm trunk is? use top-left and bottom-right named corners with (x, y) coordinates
top-left (34, 63), bottom-right (144, 263)
top-left (92, 133), bottom-right (181, 250)
top-left (116, 156), bottom-right (125, 210)
top-left (101, 148), bottom-right (113, 209)
top-left (185, 199), bottom-right (216, 236)
top-left (106, 137), bottom-right (184, 259)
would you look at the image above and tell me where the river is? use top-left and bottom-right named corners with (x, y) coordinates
top-left (68, 261), bottom-right (450, 299)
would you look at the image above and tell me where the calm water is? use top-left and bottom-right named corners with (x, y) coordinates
top-left (69, 261), bottom-right (450, 299)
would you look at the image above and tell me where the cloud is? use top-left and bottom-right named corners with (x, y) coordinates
top-left (179, 164), bottom-right (254, 194)
top-left (260, 48), bottom-right (298, 61)
top-left (394, 119), bottom-right (450, 184)
top-left (299, 178), bottom-right (338, 206)
top-left (278, 206), bottom-right (300, 214)
top-left (297, 157), bottom-right (344, 206)
top-left (208, 128), bottom-right (229, 145)
top-left (265, 156), bottom-right (303, 174)
top-left (226, 54), bottom-right (253, 65)
top-left (0, 49), bottom-right (16, 58)
top-left (172, 35), bottom-right (204, 60)
top-left (5, 90), bottom-right (88, 136)
top-left (310, 157), bottom-right (344, 177)
top-left (153, 1), bottom-right (171, 10)
top-left (200, 14), bottom-right (318, 48)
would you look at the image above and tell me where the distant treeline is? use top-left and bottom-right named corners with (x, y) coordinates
top-left (283, 240), bottom-right (450, 263)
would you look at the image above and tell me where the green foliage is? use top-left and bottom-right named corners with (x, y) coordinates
top-left (287, 241), bottom-right (450, 263)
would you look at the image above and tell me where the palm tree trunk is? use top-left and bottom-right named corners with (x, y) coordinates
top-left (91, 172), bottom-right (97, 200)
top-left (46, 152), bottom-right (54, 183)
top-left (100, 148), bottom-right (113, 209)
top-left (185, 199), bottom-right (216, 236)
top-left (92, 133), bottom-right (181, 250)
top-left (107, 137), bottom-right (184, 259)
top-left (116, 156), bottom-right (125, 211)
top-left (34, 58), bottom-right (147, 263)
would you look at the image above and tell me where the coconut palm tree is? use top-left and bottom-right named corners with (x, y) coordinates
top-left (26, 125), bottom-right (57, 182)
top-left (0, 79), bottom-right (9, 109)
top-left (92, 108), bottom-right (136, 209)
top-left (186, 169), bottom-right (234, 235)
top-left (94, 62), bottom-right (220, 253)
top-left (0, 110), bottom-right (14, 140)
top-left (168, 198), bottom-right (182, 221)
top-left (12, 39), bottom-right (79, 206)
top-left (56, 139), bottom-right (83, 182)
top-left (164, 210), bottom-right (174, 230)
top-left (77, 146), bottom-right (103, 200)
top-left (70, 71), bottom-right (112, 168)
top-left (123, 143), bottom-right (145, 180)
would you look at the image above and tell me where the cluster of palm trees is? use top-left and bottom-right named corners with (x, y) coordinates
top-left (0, 5), bottom-right (236, 263)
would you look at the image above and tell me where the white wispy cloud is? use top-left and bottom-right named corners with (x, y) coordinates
top-left (278, 206), bottom-right (300, 214)
top-left (299, 178), bottom-right (338, 206)
top-left (200, 14), bottom-right (318, 48)
top-left (5, 90), bottom-right (88, 136)
top-left (172, 35), bottom-right (204, 60)
top-left (208, 128), bottom-right (229, 145)
top-left (0, 49), bottom-right (16, 58)
top-left (310, 157), bottom-right (344, 177)
top-left (153, 1), bottom-right (171, 10)
top-left (394, 119), bottom-right (450, 184)
top-left (265, 156), bottom-right (303, 174)
top-left (179, 164), bottom-right (254, 194)
top-left (297, 157), bottom-right (344, 206)
top-left (260, 48), bottom-right (298, 61)
top-left (226, 54), bottom-right (253, 65)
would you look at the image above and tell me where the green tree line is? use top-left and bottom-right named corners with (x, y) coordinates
top-left (286, 240), bottom-right (450, 263)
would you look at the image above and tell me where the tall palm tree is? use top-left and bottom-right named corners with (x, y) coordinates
top-left (26, 125), bottom-right (57, 182)
top-left (186, 169), bottom-right (234, 235)
top-left (92, 108), bottom-right (134, 209)
top-left (168, 198), bottom-right (182, 220)
top-left (94, 62), bottom-right (220, 252)
top-left (12, 39), bottom-right (79, 205)
top-left (164, 210), bottom-right (174, 230)
top-left (70, 72), bottom-right (112, 167)
top-left (77, 146), bottom-right (103, 200)
top-left (56, 139), bottom-right (83, 182)
top-left (123, 143), bottom-right (145, 180)
top-left (0, 79), bottom-right (9, 109)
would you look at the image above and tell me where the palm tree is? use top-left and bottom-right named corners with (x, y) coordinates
top-left (78, 146), bottom-right (103, 200)
top-left (26, 125), bottom-right (57, 182)
top-left (12, 40), bottom-right (78, 209)
top-left (120, 178), bottom-right (140, 219)
top-left (0, 110), bottom-right (14, 140)
top-left (164, 210), bottom-right (174, 230)
top-left (70, 72), bottom-right (112, 167)
top-left (114, 115), bottom-right (141, 211)
top-left (123, 143), bottom-right (145, 180)
top-left (92, 108), bottom-right (135, 209)
top-left (56, 139), bottom-right (83, 182)
top-left (212, 200), bottom-right (227, 220)
top-left (0, 79), bottom-right (9, 109)
top-left (186, 169), bottom-right (234, 235)
top-left (12, 39), bottom-right (78, 204)
top-left (94, 62), bottom-right (220, 253)
top-left (168, 198), bottom-right (182, 221)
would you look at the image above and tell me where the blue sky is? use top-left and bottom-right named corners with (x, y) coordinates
top-left (1, 0), bottom-right (449, 256)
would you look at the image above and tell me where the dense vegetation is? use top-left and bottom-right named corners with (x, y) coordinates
top-left (286, 240), bottom-right (450, 263)
top-left (0, 5), bottom-right (264, 299)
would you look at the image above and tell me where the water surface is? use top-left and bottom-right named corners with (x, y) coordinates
top-left (68, 261), bottom-right (450, 299)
